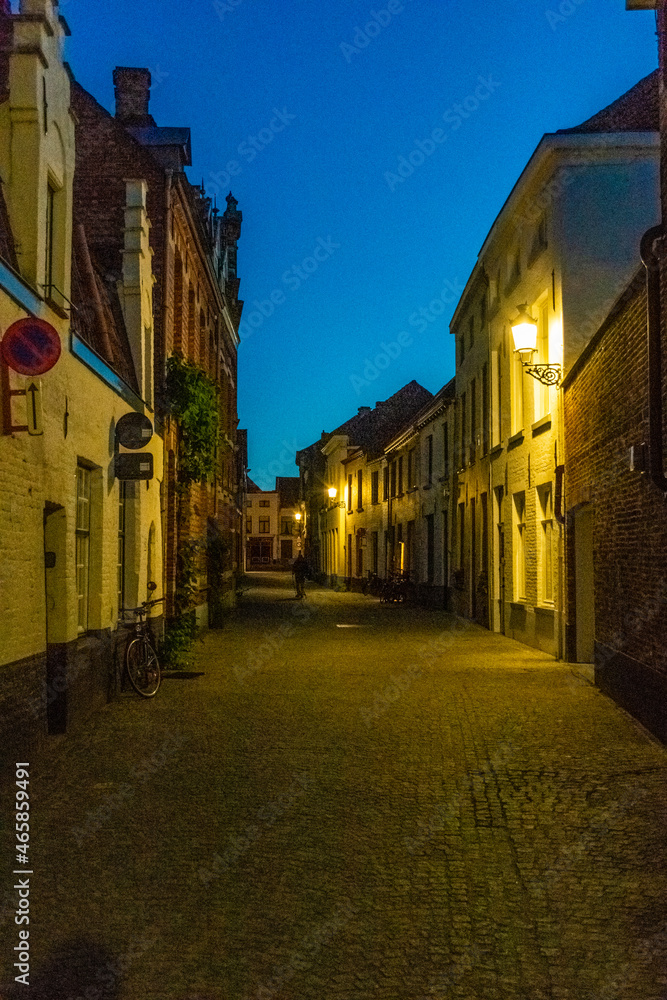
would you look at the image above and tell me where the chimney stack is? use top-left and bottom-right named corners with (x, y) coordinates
top-left (113, 67), bottom-right (153, 126)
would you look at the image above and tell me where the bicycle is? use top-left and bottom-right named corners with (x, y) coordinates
top-left (119, 597), bottom-right (164, 697)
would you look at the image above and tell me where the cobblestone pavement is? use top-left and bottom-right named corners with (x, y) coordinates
top-left (2, 572), bottom-right (667, 999)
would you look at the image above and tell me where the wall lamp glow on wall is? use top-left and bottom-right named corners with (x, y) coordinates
top-left (511, 304), bottom-right (562, 386)
top-left (327, 486), bottom-right (346, 508)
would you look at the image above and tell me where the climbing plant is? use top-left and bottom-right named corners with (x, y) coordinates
top-left (165, 354), bottom-right (219, 485)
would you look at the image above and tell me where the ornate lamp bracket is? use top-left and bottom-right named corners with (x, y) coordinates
top-left (520, 361), bottom-right (562, 387)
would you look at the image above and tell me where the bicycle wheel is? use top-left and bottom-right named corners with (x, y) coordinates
top-left (126, 637), bottom-right (161, 697)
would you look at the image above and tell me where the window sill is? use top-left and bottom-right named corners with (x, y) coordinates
top-left (507, 431), bottom-right (524, 450)
top-left (356, 507), bottom-right (364, 513)
top-left (535, 604), bottom-right (555, 615)
top-left (510, 600), bottom-right (527, 610)
top-left (532, 414), bottom-right (552, 436)
top-left (422, 483), bottom-right (432, 491)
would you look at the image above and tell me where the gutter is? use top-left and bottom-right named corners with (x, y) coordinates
top-left (640, 224), bottom-right (667, 492)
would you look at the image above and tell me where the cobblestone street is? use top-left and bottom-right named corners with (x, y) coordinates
top-left (2, 572), bottom-right (667, 999)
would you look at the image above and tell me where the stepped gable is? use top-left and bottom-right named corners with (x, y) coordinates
top-left (557, 70), bottom-right (658, 134)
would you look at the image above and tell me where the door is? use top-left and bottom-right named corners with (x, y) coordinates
top-left (470, 497), bottom-right (476, 618)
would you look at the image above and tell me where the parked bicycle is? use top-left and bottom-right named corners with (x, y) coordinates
top-left (119, 596), bottom-right (164, 697)
top-left (380, 572), bottom-right (412, 604)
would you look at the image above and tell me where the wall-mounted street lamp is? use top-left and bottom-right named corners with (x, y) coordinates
top-left (511, 304), bottom-right (562, 386)
top-left (327, 486), bottom-right (346, 509)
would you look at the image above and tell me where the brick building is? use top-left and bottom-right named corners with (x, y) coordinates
top-left (0, 1), bottom-right (163, 750)
top-left (71, 66), bottom-right (244, 627)
top-left (298, 380), bottom-right (434, 589)
top-left (449, 71), bottom-right (660, 655)
top-left (562, 269), bottom-right (667, 741)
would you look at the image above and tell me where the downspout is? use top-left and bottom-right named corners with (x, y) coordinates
top-left (640, 225), bottom-right (667, 492)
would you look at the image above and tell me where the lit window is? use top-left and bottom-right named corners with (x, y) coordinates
top-left (538, 484), bottom-right (553, 604)
top-left (371, 470), bottom-right (379, 504)
top-left (259, 517), bottom-right (270, 533)
top-left (534, 299), bottom-right (550, 421)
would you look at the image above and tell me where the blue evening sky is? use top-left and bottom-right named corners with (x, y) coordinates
top-left (63, 0), bottom-right (657, 489)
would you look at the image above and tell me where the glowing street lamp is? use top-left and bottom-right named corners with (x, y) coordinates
top-left (511, 304), bottom-right (538, 355)
top-left (328, 487), bottom-right (337, 499)
top-left (511, 303), bottom-right (562, 386)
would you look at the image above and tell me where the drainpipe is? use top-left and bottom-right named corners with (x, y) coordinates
top-left (640, 225), bottom-right (667, 492)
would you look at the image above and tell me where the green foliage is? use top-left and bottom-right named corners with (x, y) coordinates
top-left (159, 611), bottom-right (196, 669)
top-left (175, 537), bottom-right (202, 617)
top-left (165, 354), bottom-right (219, 485)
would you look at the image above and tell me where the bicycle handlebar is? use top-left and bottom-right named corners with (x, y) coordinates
top-left (120, 597), bottom-right (165, 617)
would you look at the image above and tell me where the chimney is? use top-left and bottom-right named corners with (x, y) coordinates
top-left (358, 406), bottom-right (371, 415)
top-left (113, 67), bottom-right (153, 126)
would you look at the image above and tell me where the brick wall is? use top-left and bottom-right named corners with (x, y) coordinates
top-left (564, 271), bottom-right (667, 741)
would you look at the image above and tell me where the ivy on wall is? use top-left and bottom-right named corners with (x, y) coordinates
top-left (165, 354), bottom-right (219, 486)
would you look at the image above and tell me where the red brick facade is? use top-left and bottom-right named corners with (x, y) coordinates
top-left (72, 70), bottom-right (243, 624)
top-left (564, 269), bottom-right (667, 742)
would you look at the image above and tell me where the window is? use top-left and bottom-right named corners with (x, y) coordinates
top-left (117, 482), bottom-right (126, 611)
top-left (458, 333), bottom-right (465, 367)
top-left (460, 392), bottom-right (466, 468)
top-left (534, 298), bottom-right (550, 421)
top-left (281, 519), bottom-right (292, 535)
top-left (505, 249), bottom-right (521, 295)
top-left (245, 499), bottom-right (252, 508)
top-left (259, 499), bottom-right (270, 507)
top-left (259, 517), bottom-right (270, 533)
top-left (390, 461), bottom-right (397, 498)
top-left (468, 314), bottom-right (474, 350)
top-left (383, 466), bottom-right (389, 501)
top-left (76, 465), bottom-right (91, 632)
top-left (407, 520), bottom-right (415, 574)
top-left (482, 363), bottom-right (489, 456)
top-left (246, 517), bottom-right (252, 534)
top-left (347, 474), bottom-right (353, 511)
top-left (537, 484), bottom-right (553, 604)
top-left (398, 456), bottom-right (403, 495)
top-left (407, 449), bottom-right (413, 490)
top-left (425, 436), bottom-right (433, 485)
top-left (470, 380), bottom-right (477, 462)
top-left (513, 492), bottom-right (526, 601)
top-left (371, 531), bottom-right (379, 574)
top-left (491, 349), bottom-right (501, 447)
top-left (357, 469), bottom-right (363, 510)
top-left (426, 513), bottom-right (435, 583)
top-left (511, 337), bottom-right (524, 434)
top-left (371, 470), bottom-right (379, 505)
top-left (529, 214), bottom-right (548, 263)
top-left (443, 421), bottom-right (449, 477)
top-left (458, 502), bottom-right (465, 571)
top-left (45, 183), bottom-right (56, 300)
